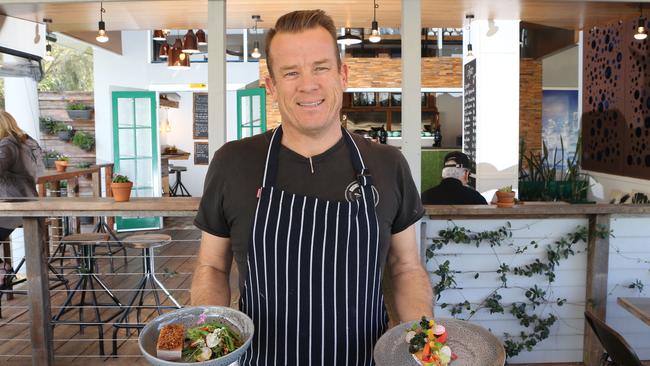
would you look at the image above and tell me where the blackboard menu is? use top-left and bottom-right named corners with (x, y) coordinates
top-left (463, 59), bottom-right (477, 163)
top-left (193, 93), bottom-right (208, 139)
top-left (194, 142), bottom-right (209, 165)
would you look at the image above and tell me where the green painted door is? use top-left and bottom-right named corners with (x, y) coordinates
top-left (237, 88), bottom-right (266, 139)
top-left (112, 91), bottom-right (161, 231)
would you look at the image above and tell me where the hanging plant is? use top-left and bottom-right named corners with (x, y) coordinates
top-left (72, 131), bottom-right (95, 151)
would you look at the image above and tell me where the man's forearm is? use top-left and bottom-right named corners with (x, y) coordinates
top-left (391, 266), bottom-right (433, 322)
top-left (190, 264), bottom-right (231, 306)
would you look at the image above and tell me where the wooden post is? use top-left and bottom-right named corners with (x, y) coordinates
top-left (583, 214), bottom-right (610, 366)
top-left (104, 165), bottom-right (115, 227)
top-left (23, 217), bottom-right (54, 366)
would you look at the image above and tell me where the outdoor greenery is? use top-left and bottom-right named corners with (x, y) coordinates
top-left (66, 101), bottom-right (90, 110)
top-left (39, 43), bottom-right (93, 92)
top-left (518, 137), bottom-right (590, 203)
top-left (72, 131), bottom-right (95, 151)
top-left (0, 78), bottom-right (5, 110)
top-left (427, 221), bottom-right (612, 359)
top-left (39, 116), bottom-right (61, 135)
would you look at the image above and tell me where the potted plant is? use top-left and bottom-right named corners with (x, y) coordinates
top-left (54, 123), bottom-right (75, 142)
top-left (495, 185), bottom-right (516, 208)
top-left (39, 116), bottom-right (59, 135)
top-left (72, 131), bottom-right (95, 152)
top-left (66, 100), bottom-right (93, 120)
top-left (54, 155), bottom-right (69, 173)
top-left (111, 174), bottom-right (133, 202)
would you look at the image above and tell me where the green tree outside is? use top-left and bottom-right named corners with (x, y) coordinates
top-left (39, 43), bottom-right (93, 92)
top-left (0, 78), bottom-right (5, 109)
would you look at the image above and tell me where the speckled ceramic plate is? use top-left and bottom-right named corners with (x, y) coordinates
top-left (138, 306), bottom-right (254, 366)
top-left (373, 318), bottom-right (505, 366)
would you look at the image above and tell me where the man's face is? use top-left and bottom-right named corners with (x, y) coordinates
top-left (265, 26), bottom-right (348, 137)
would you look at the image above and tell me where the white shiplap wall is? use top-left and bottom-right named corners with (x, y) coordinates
top-left (424, 216), bottom-right (650, 363)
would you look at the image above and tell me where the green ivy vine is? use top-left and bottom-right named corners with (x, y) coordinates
top-left (426, 220), bottom-right (612, 359)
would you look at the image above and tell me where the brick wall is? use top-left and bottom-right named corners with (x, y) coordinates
top-left (519, 58), bottom-right (543, 154)
top-left (259, 57), bottom-right (463, 128)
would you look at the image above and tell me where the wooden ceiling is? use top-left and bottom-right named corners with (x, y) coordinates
top-left (0, 0), bottom-right (644, 32)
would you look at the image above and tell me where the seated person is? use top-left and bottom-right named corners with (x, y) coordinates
top-left (421, 151), bottom-right (488, 205)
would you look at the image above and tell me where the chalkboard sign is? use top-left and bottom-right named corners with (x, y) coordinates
top-left (194, 142), bottom-right (209, 165)
top-left (463, 59), bottom-right (477, 163)
top-left (193, 93), bottom-right (208, 139)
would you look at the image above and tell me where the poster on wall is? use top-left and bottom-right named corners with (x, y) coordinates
top-left (194, 142), bottom-right (209, 165)
top-left (193, 93), bottom-right (208, 139)
top-left (463, 59), bottom-right (477, 163)
top-left (542, 89), bottom-right (579, 166)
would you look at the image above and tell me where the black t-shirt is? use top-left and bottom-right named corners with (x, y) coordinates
top-left (195, 130), bottom-right (425, 289)
top-left (421, 178), bottom-right (488, 205)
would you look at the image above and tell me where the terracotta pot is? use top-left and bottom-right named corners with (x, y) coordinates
top-left (112, 182), bottom-right (133, 202)
top-left (54, 160), bottom-right (68, 172)
top-left (495, 191), bottom-right (516, 208)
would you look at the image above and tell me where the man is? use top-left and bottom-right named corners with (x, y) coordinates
top-left (192, 9), bottom-right (432, 365)
top-left (421, 151), bottom-right (488, 205)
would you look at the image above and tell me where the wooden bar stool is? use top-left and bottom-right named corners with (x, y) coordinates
top-left (111, 233), bottom-right (181, 355)
top-left (51, 232), bottom-right (122, 356)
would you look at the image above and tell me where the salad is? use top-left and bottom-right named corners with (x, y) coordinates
top-left (405, 317), bottom-right (457, 366)
top-left (182, 320), bottom-right (242, 362)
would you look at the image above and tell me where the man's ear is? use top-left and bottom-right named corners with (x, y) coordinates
top-left (340, 63), bottom-right (349, 89)
top-left (265, 75), bottom-right (277, 102)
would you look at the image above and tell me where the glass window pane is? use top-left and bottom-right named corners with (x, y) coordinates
top-left (118, 129), bottom-right (135, 158)
top-left (241, 97), bottom-right (250, 125)
top-left (136, 158), bottom-right (154, 189)
top-left (135, 98), bottom-right (151, 127)
top-left (117, 159), bottom-right (136, 180)
top-left (118, 98), bottom-right (134, 127)
top-left (253, 127), bottom-right (261, 135)
top-left (252, 95), bottom-right (261, 123)
top-left (135, 188), bottom-right (154, 198)
top-left (136, 128), bottom-right (152, 157)
top-left (241, 128), bottom-right (251, 138)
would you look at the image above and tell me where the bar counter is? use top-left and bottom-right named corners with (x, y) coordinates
top-left (2, 198), bottom-right (649, 365)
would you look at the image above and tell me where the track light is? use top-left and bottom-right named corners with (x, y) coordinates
top-left (96, 2), bottom-right (109, 43)
top-left (635, 4), bottom-right (647, 40)
top-left (369, 0), bottom-right (381, 43)
top-left (337, 28), bottom-right (363, 46)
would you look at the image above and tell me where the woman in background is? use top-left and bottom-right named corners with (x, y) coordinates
top-left (0, 111), bottom-right (42, 303)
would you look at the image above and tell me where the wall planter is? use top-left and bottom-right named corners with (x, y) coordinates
top-left (66, 109), bottom-right (92, 120)
top-left (57, 129), bottom-right (75, 142)
top-left (72, 131), bottom-right (95, 152)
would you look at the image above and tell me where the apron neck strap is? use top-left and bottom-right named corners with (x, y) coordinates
top-left (262, 126), bottom-right (372, 188)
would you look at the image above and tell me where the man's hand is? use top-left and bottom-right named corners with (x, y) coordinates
top-left (387, 223), bottom-right (433, 322)
top-left (190, 231), bottom-right (233, 306)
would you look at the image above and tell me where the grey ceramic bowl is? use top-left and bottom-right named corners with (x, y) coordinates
top-left (138, 306), bottom-right (254, 366)
top-left (374, 318), bottom-right (506, 366)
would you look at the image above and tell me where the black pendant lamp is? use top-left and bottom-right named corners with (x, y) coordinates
top-left (634, 3), bottom-right (647, 40)
top-left (369, 0), bottom-right (381, 43)
top-left (465, 14), bottom-right (474, 57)
top-left (337, 28), bottom-right (362, 46)
top-left (182, 29), bottom-right (199, 53)
top-left (96, 2), bottom-right (109, 43)
top-left (196, 29), bottom-right (207, 45)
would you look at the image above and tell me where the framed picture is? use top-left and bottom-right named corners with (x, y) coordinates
top-left (194, 142), bottom-right (209, 165)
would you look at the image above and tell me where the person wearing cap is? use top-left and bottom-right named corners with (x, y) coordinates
top-left (421, 151), bottom-right (488, 205)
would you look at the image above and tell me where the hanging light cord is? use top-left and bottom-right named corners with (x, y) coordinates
top-left (373, 0), bottom-right (378, 22)
top-left (100, 2), bottom-right (105, 21)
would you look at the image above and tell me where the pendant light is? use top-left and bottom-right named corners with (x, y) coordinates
top-left (337, 28), bottom-right (363, 46)
top-left (96, 2), bottom-right (109, 43)
top-left (251, 41), bottom-right (261, 59)
top-left (465, 14), bottom-right (474, 57)
top-left (196, 29), bottom-right (207, 45)
top-left (43, 18), bottom-right (54, 62)
top-left (159, 41), bottom-right (170, 59)
top-left (182, 29), bottom-right (199, 53)
top-left (634, 3), bottom-right (647, 40)
top-left (153, 30), bottom-right (166, 41)
top-left (168, 34), bottom-right (190, 70)
top-left (369, 0), bottom-right (381, 43)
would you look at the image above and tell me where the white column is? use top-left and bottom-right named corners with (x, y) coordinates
top-left (401, 0), bottom-right (421, 192)
top-left (467, 19), bottom-right (520, 193)
top-left (4, 74), bottom-right (40, 143)
top-left (208, 0), bottom-right (227, 158)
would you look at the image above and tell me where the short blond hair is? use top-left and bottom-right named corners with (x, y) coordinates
top-left (0, 111), bottom-right (27, 143)
top-left (265, 9), bottom-right (341, 79)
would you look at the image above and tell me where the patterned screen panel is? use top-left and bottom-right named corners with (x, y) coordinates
top-left (582, 19), bottom-right (650, 179)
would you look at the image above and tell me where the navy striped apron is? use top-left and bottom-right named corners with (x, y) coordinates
top-left (239, 126), bottom-right (388, 366)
